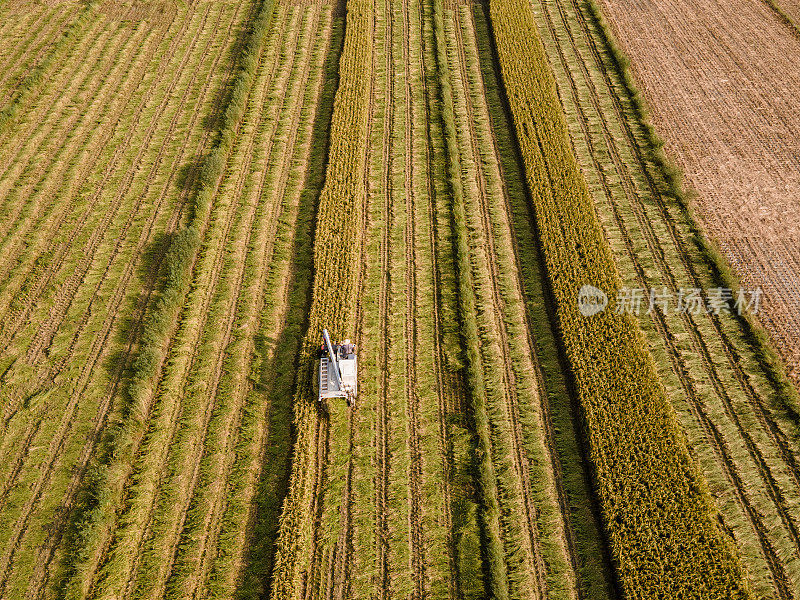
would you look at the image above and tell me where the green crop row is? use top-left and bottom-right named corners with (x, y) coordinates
top-left (269, 0), bottom-right (374, 596)
top-left (486, 0), bottom-right (753, 597)
top-left (431, 0), bottom-right (511, 597)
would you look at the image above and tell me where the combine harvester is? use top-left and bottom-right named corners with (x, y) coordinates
top-left (317, 328), bottom-right (357, 406)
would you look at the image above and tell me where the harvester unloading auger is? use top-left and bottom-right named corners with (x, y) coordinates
top-left (317, 328), bottom-right (357, 406)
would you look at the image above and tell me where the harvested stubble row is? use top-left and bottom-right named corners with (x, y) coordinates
top-left (0, 0), bottom-right (256, 596)
top-left (56, 2), bottom-right (340, 598)
top-left (487, 0), bottom-right (753, 596)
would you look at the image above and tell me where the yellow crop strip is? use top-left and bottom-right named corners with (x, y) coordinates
top-left (487, 0), bottom-right (754, 596)
top-left (270, 0), bottom-right (374, 596)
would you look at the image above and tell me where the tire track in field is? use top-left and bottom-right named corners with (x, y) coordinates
top-left (329, 407), bottom-right (355, 600)
top-left (450, 8), bottom-right (548, 598)
top-left (0, 420), bottom-right (41, 508)
top-left (401, 0), bottom-right (427, 597)
top-left (170, 10), bottom-right (329, 597)
top-left (374, 0), bottom-right (393, 594)
top-left (128, 11), bottom-right (309, 599)
top-left (545, 0), bottom-right (800, 573)
top-left (1, 6), bottom-right (203, 357)
top-left (303, 412), bottom-right (330, 600)
top-left (21, 6), bottom-right (254, 597)
top-left (534, 3), bottom-right (793, 594)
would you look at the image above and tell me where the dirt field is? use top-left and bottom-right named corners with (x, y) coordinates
top-left (775, 0), bottom-right (800, 25)
top-left (598, 0), bottom-right (800, 383)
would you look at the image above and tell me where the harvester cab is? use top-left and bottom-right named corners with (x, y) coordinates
top-left (318, 329), bottom-right (357, 406)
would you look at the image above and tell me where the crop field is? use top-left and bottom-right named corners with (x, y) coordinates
top-left (594, 0), bottom-right (800, 385)
top-left (271, 0), bottom-right (601, 596)
top-left (1, 0), bottom-right (799, 598)
top-left (529, 0), bottom-right (800, 596)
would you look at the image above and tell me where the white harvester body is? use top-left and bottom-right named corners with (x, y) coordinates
top-left (318, 329), bottom-right (357, 405)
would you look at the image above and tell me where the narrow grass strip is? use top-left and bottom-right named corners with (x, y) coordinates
top-left (431, 0), bottom-right (511, 597)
